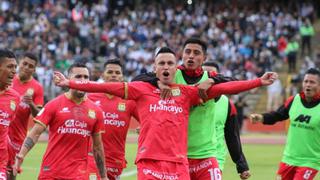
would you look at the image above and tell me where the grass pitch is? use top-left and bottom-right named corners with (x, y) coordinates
top-left (17, 143), bottom-right (300, 180)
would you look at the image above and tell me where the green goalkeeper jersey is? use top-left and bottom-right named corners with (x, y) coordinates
top-left (285, 94), bottom-right (320, 170)
top-left (175, 69), bottom-right (217, 158)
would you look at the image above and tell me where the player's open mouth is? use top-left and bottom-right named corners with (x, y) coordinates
top-left (163, 71), bottom-right (169, 77)
top-left (187, 60), bottom-right (194, 65)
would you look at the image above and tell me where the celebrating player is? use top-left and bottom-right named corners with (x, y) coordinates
top-left (87, 59), bottom-right (137, 180)
top-left (14, 63), bottom-right (107, 180)
top-left (7, 52), bottom-right (44, 180)
top-left (0, 49), bottom-right (19, 180)
top-left (250, 68), bottom-right (320, 180)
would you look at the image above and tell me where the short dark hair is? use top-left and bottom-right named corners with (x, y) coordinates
top-left (305, 68), bottom-right (320, 79)
top-left (183, 38), bottom-right (207, 54)
top-left (203, 61), bottom-right (220, 72)
top-left (23, 52), bottom-right (38, 65)
top-left (103, 58), bottom-right (123, 69)
top-left (67, 62), bottom-right (89, 75)
top-left (155, 47), bottom-right (175, 57)
top-left (0, 49), bottom-right (16, 63)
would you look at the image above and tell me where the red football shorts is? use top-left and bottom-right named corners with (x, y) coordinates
top-left (7, 141), bottom-right (21, 171)
top-left (277, 162), bottom-right (318, 180)
top-left (137, 159), bottom-right (190, 180)
top-left (188, 157), bottom-right (222, 180)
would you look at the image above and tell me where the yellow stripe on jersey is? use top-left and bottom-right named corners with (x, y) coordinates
top-left (33, 119), bottom-right (47, 128)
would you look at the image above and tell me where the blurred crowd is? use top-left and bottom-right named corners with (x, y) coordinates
top-left (0, 0), bottom-right (318, 102)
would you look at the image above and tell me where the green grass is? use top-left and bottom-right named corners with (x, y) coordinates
top-left (19, 143), bottom-right (319, 180)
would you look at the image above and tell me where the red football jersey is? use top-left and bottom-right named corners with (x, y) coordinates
top-left (0, 88), bottom-right (19, 169)
top-left (127, 82), bottom-right (200, 164)
top-left (9, 75), bottom-right (44, 146)
top-left (34, 94), bottom-right (104, 179)
top-left (88, 93), bottom-right (136, 168)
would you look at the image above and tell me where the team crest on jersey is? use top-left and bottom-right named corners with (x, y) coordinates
top-left (118, 103), bottom-right (126, 111)
top-left (171, 88), bottom-right (181, 96)
top-left (10, 100), bottom-right (16, 111)
top-left (26, 88), bottom-right (34, 96)
top-left (88, 109), bottom-right (96, 119)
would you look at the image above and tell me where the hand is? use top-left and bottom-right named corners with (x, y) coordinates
top-left (197, 79), bottom-right (214, 100)
top-left (100, 177), bottom-right (109, 180)
top-left (260, 72), bottom-right (278, 86)
top-left (239, 171), bottom-right (251, 179)
top-left (249, 114), bottom-right (263, 124)
top-left (53, 71), bottom-right (69, 87)
top-left (13, 154), bottom-right (24, 176)
top-left (158, 81), bottom-right (172, 99)
top-left (22, 94), bottom-right (33, 105)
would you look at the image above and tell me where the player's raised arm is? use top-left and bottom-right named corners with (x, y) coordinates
top-left (205, 72), bottom-right (278, 99)
top-left (53, 71), bottom-right (127, 99)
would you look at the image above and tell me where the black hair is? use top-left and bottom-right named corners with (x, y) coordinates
top-left (183, 38), bottom-right (207, 54)
top-left (67, 62), bottom-right (89, 75)
top-left (23, 52), bottom-right (38, 65)
top-left (103, 58), bottom-right (123, 70)
top-left (305, 68), bottom-right (320, 79)
top-left (203, 61), bottom-right (220, 72)
top-left (0, 49), bottom-right (16, 63)
top-left (155, 47), bottom-right (175, 57)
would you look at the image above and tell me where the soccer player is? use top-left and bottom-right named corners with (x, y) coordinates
top-left (7, 52), bottom-right (44, 179)
top-left (14, 63), bottom-right (107, 180)
top-left (133, 38), bottom-right (247, 179)
top-left (0, 49), bottom-right (19, 180)
top-left (87, 59), bottom-right (137, 180)
top-left (250, 68), bottom-right (320, 180)
top-left (203, 61), bottom-right (250, 179)
top-left (53, 47), bottom-right (277, 180)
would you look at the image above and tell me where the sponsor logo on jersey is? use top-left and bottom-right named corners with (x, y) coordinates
top-left (118, 103), bottom-right (126, 111)
top-left (58, 119), bottom-right (90, 137)
top-left (149, 100), bottom-right (183, 114)
top-left (59, 107), bottom-right (70, 113)
top-left (0, 119), bottom-right (10, 126)
top-left (0, 109), bottom-right (10, 126)
top-left (294, 114), bottom-right (311, 124)
top-left (10, 100), bottom-right (16, 111)
top-left (88, 109), bottom-right (96, 119)
top-left (94, 100), bottom-right (101, 106)
top-left (103, 112), bottom-right (125, 127)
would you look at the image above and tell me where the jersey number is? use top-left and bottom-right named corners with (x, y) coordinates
top-left (303, 170), bottom-right (313, 179)
top-left (208, 168), bottom-right (221, 180)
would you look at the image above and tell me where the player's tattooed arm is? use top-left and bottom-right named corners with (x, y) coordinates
top-left (14, 123), bottom-right (46, 175)
top-left (94, 150), bottom-right (106, 178)
top-left (93, 134), bottom-right (106, 178)
top-left (19, 123), bottom-right (46, 157)
top-left (24, 137), bottom-right (35, 150)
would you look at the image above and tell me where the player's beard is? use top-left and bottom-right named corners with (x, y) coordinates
top-left (74, 90), bottom-right (86, 99)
